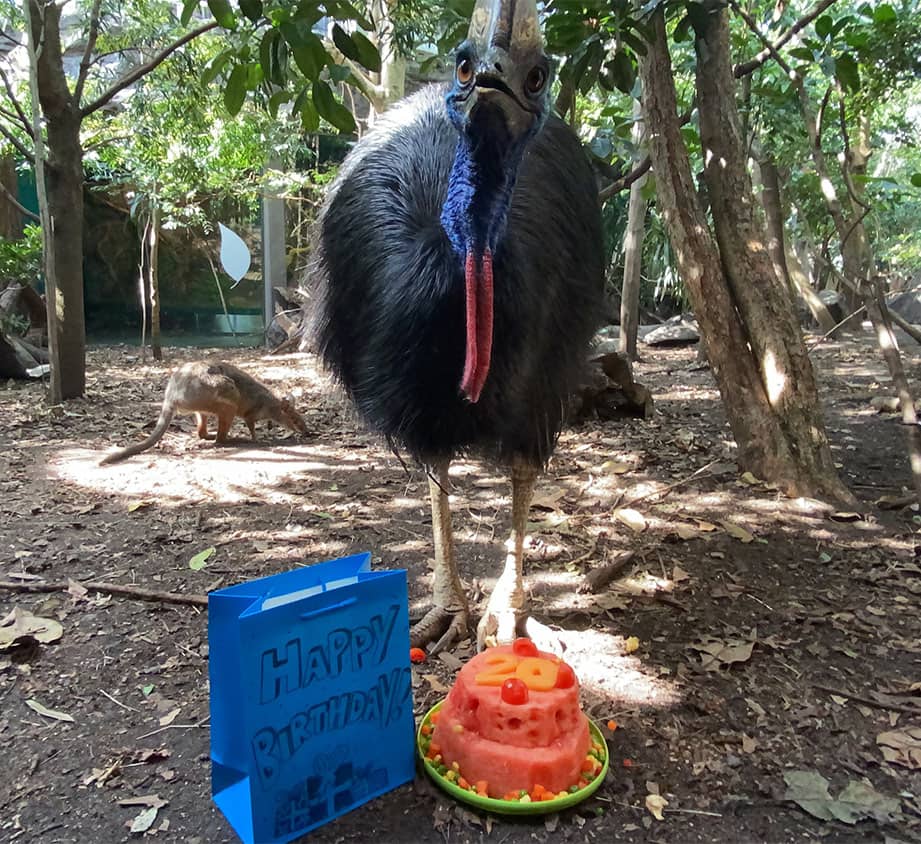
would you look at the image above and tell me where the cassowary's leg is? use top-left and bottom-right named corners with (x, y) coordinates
top-left (410, 460), bottom-right (470, 653)
top-left (476, 460), bottom-right (538, 651)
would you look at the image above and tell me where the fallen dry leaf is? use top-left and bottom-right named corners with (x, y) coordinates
top-left (671, 565), bottom-right (690, 582)
top-left (25, 698), bottom-right (75, 723)
top-left (422, 673), bottom-right (449, 694)
top-left (0, 607), bottom-right (64, 651)
top-left (614, 508), bottom-right (647, 533)
top-left (645, 793), bottom-right (668, 821)
top-left (673, 524), bottom-right (699, 540)
top-left (783, 770), bottom-right (901, 824)
top-left (720, 520), bottom-right (754, 543)
top-left (129, 806), bottom-right (159, 834)
top-left (158, 708), bottom-right (181, 727)
top-left (690, 637), bottom-right (755, 671)
top-left (877, 727), bottom-right (921, 769)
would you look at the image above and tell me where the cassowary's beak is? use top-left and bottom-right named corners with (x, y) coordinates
top-left (458, 0), bottom-right (548, 139)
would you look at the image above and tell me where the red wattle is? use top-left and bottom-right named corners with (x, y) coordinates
top-left (460, 250), bottom-right (494, 403)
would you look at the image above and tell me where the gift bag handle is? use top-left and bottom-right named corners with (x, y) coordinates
top-left (299, 596), bottom-right (357, 620)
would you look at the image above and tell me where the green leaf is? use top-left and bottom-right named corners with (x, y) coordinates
top-left (224, 65), bottom-right (247, 115)
top-left (873, 3), bottom-right (897, 24)
top-left (142, 684), bottom-right (155, 696)
top-left (815, 15), bottom-right (834, 39)
top-left (910, 173), bottom-right (921, 188)
top-left (268, 89), bottom-right (290, 118)
top-left (293, 87), bottom-right (319, 132)
top-left (312, 79), bottom-right (356, 133)
top-left (300, 95), bottom-right (320, 133)
top-left (291, 34), bottom-right (328, 80)
top-left (326, 0), bottom-right (374, 30)
top-left (239, 0), bottom-right (262, 22)
top-left (607, 51), bottom-right (636, 95)
top-left (206, 0), bottom-right (236, 29)
top-left (260, 29), bottom-right (280, 81)
top-left (835, 53), bottom-right (860, 92)
top-left (332, 23), bottom-right (361, 62)
top-left (181, 0), bottom-right (199, 26)
top-left (789, 47), bottom-right (815, 61)
top-left (202, 51), bottom-right (230, 85)
top-left (350, 31), bottom-right (381, 73)
top-left (189, 546), bottom-right (216, 571)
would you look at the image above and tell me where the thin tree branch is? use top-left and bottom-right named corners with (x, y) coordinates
top-left (0, 579), bottom-right (208, 607)
top-left (0, 121), bottom-right (36, 164)
top-left (323, 38), bottom-right (385, 108)
top-left (0, 179), bottom-right (39, 221)
top-left (598, 156), bottom-right (652, 202)
top-left (835, 83), bottom-right (871, 215)
top-left (815, 84), bottom-right (832, 151)
top-left (729, 0), bottom-right (796, 76)
top-left (0, 63), bottom-right (34, 136)
top-left (83, 133), bottom-right (131, 153)
top-left (73, 0), bottom-right (102, 107)
top-left (80, 20), bottom-right (218, 117)
top-left (733, 0), bottom-right (841, 77)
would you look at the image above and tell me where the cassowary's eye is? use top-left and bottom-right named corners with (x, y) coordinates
top-left (525, 66), bottom-right (547, 94)
top-left (457, 57), bottom-right (474, 85)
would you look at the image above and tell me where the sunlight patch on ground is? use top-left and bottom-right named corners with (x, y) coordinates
top-left (50, 444), bottom-right (318, 505)
top-left (559, 628), bottom-right (683, 710)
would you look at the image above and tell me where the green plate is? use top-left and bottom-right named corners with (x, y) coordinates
top-left (417, 700), bottom-right (609, 815)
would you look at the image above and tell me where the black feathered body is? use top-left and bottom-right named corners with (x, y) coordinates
top-left (312, 85), bottom-right (604, 466)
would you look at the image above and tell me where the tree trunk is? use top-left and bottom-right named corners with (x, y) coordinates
top-left (148, 201), bottom-right (161, 360)
top-left (619, 99), bottom-right (646, 361)
top-left (785, 237), bottom-right (838, 333)
top-left (750, 140), bottom-right (790, 292)
top-left (0, 155), bottom-right (23, 238)
top-left (639, 8), bottom-right (851, 502)
top-left (25, 0), bottom-right (85, 401)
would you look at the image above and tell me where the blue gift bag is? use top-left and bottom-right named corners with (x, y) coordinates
top-left (209, 553), bottom-right (415, 843)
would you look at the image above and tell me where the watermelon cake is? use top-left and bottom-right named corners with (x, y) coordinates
top-left (425, 639), bottom-right (595, 800)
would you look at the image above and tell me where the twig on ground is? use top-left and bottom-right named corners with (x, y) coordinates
top-left (0, 580), bottom-right (208, 608)
top-left (99, 689), bottom-right (139, 712)
top-left (566, 533), bottom-right (601, 569)
top-left (624, 458), bottom-right (722, 509)
top-left (579, 550), bottom-right (636, 594)
top-left (135, 718), bottom-right (210, 742)
top-left (813, 683), bottom-right (921, 715)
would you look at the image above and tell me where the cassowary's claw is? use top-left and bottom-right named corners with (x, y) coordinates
top-left (410, 606), bottom-right (470, 654)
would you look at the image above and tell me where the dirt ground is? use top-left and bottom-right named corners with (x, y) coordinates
top-left (1, 330), bottom-right (920, 844)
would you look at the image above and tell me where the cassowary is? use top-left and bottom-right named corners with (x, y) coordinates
top-left (312, 0), bottom-right (604, 651)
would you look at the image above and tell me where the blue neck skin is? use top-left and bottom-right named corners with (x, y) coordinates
top-left (440, 102), bottom-right (534, 267)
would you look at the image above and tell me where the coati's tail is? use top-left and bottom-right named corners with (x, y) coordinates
top-left (100, 406), bottom-right (175, 465)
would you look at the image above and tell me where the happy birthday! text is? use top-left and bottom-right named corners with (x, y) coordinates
top-left (258, 604), bottom-right (399, 705)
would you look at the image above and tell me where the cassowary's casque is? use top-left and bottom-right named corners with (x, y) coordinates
top-left (312, 0), bottom-right (604, 651)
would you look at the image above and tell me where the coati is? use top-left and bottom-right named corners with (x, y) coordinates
top-left (100, 361), bottom-right (308, 465)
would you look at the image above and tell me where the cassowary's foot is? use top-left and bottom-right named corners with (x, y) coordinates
top-left (476, 572), bottom-right (527, 651)
top-left (410, 605), bottom-right (470, 654)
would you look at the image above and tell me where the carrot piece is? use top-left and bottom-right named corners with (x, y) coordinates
top-left (607, 719), bottom-right (618, 731)
top-left (420, 724), bottom-right (432, 736)
top-left (458, 777), bottom-right (470, 790)
top-left (474, 780), bottom-right (488, 795)
top-left (580, 757), bottom-right (594, 773)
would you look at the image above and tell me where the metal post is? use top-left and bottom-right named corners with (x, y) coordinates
top-left (262, 156), bottom-right (285, 347)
